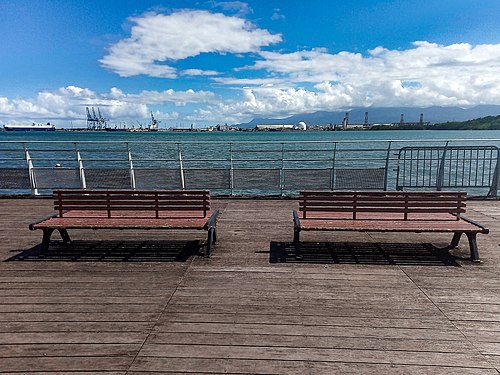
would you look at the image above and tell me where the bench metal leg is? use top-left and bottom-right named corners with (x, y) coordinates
top-left (58, 229), bottom-right (71, 244)
top-left (294, 228), bottom-right (302, 260)
top-left (212, 228), bottom-right (217, 245)
top-left (40, 229), bottom-right (55, 253)
top-left (450, 232), bottom-right (462, 248)
top-left (205, 228), bottom-right (214, 257)
top-left (466, 232), bottom-right (481, 262)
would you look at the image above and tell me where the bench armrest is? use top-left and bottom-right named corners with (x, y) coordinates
top-left (204, 209), bottom-right (220, 230)
top-left (29, 212), bottom-right (59, 230)
top-left (293, 210), bottom-right (301, 229)
top-left (459, 214), bottom-right (490, 234)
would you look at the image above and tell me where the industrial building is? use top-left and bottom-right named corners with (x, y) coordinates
top-left (255, 124), bottom-right (295, 131)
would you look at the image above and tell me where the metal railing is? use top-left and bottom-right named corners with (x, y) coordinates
top-left (0, 139), bottom-right (498, 197)
top-left (396, 144), bottom-right (499, 196)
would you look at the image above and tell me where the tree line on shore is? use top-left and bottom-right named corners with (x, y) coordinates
top-left (370, 115), bottom-right (500, 130)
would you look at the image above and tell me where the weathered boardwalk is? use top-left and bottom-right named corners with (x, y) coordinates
top-left (0, 197), bottom-right (499, 374)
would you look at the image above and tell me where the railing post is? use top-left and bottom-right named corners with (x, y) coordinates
top-left (395, 148), bottom-right (403, 191)
top-left (280, 143), bottom-right (285, 196)
top-left (24, 143), bottom-right (38, 195)
top-left (488, 148), bottom-right (500, 198)
top-left (127, 142), bottom-right (136, 190)
top-left (77, 150), bottom-right (87, 189)
top-left (436, 142), bottom-right (449, 191)
top-left (229, 142), bottom-right (234, 196)
top-left (383, 141), bottom-right (392, 191)
top-left (177, 143), bottom-right (185, 189)
top-left (330, 142), bottom-right (337, 191)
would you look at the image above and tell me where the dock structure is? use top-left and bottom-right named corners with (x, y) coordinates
top-left (0, 197), bottom-right (499, 373)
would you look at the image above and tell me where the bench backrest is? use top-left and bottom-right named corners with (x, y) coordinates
top-left (53, 190), bottom-right (210, 218)
top-left (299, 191), bottom-right (466, 220)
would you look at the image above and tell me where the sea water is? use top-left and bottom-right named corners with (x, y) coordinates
top-left (1, 129), bottom-right (500, 143)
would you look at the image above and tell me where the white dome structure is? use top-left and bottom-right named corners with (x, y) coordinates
top-left (297, 121), bottom-right (307, 130)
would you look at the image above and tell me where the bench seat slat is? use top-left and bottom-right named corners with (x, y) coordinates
top-left (301, 207), bottom-right (465, 214)
top-left (300, 191), bottom-right (466, 196)
top-left (59, 210), bottom-right (209, 218)
top-left (299, 201), bottom-right (466, 208)
top-left (299, 217), bottom-right (486, 233)
top-left (55, 205), bottom-right (209, 213)
top-left (31, 214), bottom-right (213, 230)
top-left (54, 197), bottom-right (209, 203)
top-left (55, 189), bottom-right (207, 195)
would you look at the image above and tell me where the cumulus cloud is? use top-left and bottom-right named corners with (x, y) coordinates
top-left (190, 42), bottom-right (500, 121)
top-left (0, 86), bottom-right (217, 125)
top-left (100, 10), bottom-right (281, 78)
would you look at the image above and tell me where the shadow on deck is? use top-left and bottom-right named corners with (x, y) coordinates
top-left (270, 241), bottom-right (461, 266)
top-left (6, 240), bottom-right (201, 262)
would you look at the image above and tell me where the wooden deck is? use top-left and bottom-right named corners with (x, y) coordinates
top-left (0, 197), bottom-right (499, 374)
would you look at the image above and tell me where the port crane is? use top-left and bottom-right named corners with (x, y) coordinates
top-left (85, 107), bottom-right (108, 130)
top-left (149, 111), bottom-right (160, 131)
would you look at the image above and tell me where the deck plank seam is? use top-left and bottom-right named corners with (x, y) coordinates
top-left (399, 266), bottom-right (499, 371)
top-left (125, 257), bottom-right (197, 375)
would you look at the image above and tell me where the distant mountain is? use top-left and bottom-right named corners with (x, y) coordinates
top-left (236, 105), bottom-right (500, 128)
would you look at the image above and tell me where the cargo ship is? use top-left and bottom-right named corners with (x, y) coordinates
top-left (3, 122), bottom-right (56, 131)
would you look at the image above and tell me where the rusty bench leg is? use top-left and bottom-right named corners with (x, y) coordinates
top-left (294, 228), bottom-right (302, 260)
top-left (450, 232), bottom-right (462, 248)
top-left (465, 232), bottom-right (481, 263)
top-left (212, 228), bottom-right (217, 245)
top-left (58, 229), bottom-right (71, 244)
top-left (205, 227), bottom-right (215, 257)
top-left (40, 228), bottom-right (55, 253)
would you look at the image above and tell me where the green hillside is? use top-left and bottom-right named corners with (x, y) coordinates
top-left (432, 115), bottom-right (500, 130)
top-left (370, 115), bottom-right (500, 130)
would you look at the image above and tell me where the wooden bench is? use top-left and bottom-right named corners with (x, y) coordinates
top-left (29, 190), bottom-right (220, 257)
top-left (293, 191), bottom-right (489, 262)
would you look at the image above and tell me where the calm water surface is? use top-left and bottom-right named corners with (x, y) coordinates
top-left (1, 129), bottom-right (500, 143)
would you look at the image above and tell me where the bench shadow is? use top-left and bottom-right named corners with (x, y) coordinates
top-left (6, 240), bottom-right (202, 262)
top-left (270, 241), bottom-right (461, 266)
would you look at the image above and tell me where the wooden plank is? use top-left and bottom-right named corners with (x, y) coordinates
top-left (154, 322), bottom-right (463, 340)
top-left (0, 331), bottom-right (146, 344)
top-left (129, 358), bottom-right (497, 374)
top-left (0, 343), bottom-right (140, 357)
top-left (0, 357), bottom-right (132, 372)
top-left (0, 312), bottom-right (157, 322)
top-left (137, 343), bottom-right (490, 368)
top-left (149, 331), bottom-right (473, 353)
top-left (0, 321), bottom-right (153, 332)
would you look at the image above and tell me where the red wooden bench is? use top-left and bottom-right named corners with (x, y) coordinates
top-left (29, 190), bottom-right (220, 257)
top-left (293, 191), bottom-right (489, 262)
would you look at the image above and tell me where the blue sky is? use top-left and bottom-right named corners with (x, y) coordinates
top-left (1, 0), bottom-right (500, 127)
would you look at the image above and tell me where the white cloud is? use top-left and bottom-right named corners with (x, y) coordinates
top-left (271, 8), bottom-right (285, 21)
top-left (0, 86), bottom-right (217, 126)
top-left (211, 1), bottom-right (252, 16)
top-left (100, 10), bottom-right (281, 78)
top-left (189, 42), bottom-right (500, 121)
top-left (180, 69), bottom-right (220, 76)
